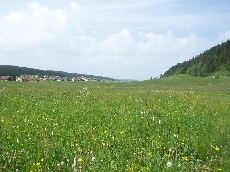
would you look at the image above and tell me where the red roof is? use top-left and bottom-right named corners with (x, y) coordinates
top-left (0, 76), bottom-right (11, 80)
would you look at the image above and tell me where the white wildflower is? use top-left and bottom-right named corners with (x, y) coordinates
top-left (166, 161), bottom-right (172, 168)
top-left (72, 157), bottom-right (76, 167)
top-left (91, 156), bottom-right (96, 162)
top-left (173, 134), bottom-right (178, 138)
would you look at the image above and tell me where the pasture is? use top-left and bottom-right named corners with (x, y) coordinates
top-left (1, 75), bottom-right (230, 171)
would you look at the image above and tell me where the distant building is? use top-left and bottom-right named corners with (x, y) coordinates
top-left (16, 76), bottom-right (39, 82)
top-left (0, 76), bottom-right (12, 81)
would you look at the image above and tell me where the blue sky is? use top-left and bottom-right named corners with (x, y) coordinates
top-left (0, 0), bottom-right (230, 80)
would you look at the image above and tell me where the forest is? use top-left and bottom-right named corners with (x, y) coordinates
top-left (162, 40), bottom-right (230, 77)
top-left (0, 65), bottom-right (116, 81)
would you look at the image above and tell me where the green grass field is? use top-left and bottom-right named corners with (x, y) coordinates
top-left (1, 75), bottom-right (230, 171)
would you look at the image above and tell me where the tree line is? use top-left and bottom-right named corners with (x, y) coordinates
top-left (0, 65), bottom-right (117, 81)
top-left (162, 40), bottom-right (230, 77)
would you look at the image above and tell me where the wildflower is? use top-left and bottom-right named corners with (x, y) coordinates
top-left (75, 143), bottom-right (78, 147)
top-left (166, 153), bottom-right (171, 157)
top-left (182, 156), bottom-right (188, 161)
top-left (215, 146), bottom-right (220, 151)
top-left (217, 168), bottom-right (222, 171)
top-left (36, 162), bottom-right (40, 166)
top-left (166, 161), bottom-right (172, 168)
top-left (120, 130), bottom-right (125, 134)
top-left (173, 134), bottom-right (178, 138)
top-left (128, 167), bottom-right (134, 171)
top-left (7, 135), bottom-right (10, 139)
top-left (78, 158), bottom-right (83, 162)
top-left (147, 151), bottom-right (152, 156)
top-left (91, 156), bottom-right (96, 161)
top-left (72, 157), bottom-right (76, 167)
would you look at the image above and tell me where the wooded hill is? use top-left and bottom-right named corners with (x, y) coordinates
top-left (0, 65), bottom-right (117, 81)
top-left (162, 40), bottom-right (230, 77)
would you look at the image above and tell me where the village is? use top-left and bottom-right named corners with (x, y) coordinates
top-left (0, 75), bottom-right (98, 82)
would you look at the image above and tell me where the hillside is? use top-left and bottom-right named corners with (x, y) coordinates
top-left (162, 40), bottom-right (230, 77)
top-left (0, 65), bottom-right (117, 81)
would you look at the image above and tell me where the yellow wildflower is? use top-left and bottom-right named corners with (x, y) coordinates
top-left (215, 146), bottom-right (220, 151)
top-left (78, 158), bottom-right (83, 162)
top-left (166, 153), bottom-right (171, 157)
top-left (147, 151), bottom-right (152, 156)
top-left (36, 162), bottom-right (40, 166)
top-left (128, 167), bottom-right (133, 171)
top-left (182, 156), bottom-right (188, 161)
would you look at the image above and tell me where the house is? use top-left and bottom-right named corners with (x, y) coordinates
top-left (16, 76), bottom-right (23, 82)
top-left (79, 76), bottom-right (88, 81)
top-left (0, 76), bottom-right (12, 81)
top-left (26, 77), bottom-right (39, 82)
top-left (72, 77), bottom-right (77, 81)
top-left (16, 76), bottom-right (39, 82)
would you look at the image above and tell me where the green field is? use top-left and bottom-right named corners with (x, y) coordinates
top-left (1, 75), bottom-right (230, 171)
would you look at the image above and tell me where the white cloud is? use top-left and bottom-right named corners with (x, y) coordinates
top-left (217, 30), bottom-right (230, 43)
top-left (138, 31), bottom-right (201, 57)
top-left (70, 2), bottom-right (81, 12)
top-left (0, 0), bottom-right (228, 80)
top-left (0, 2), bottom-right (67, 51)
top-left (99, 28), bottom-right (135, 58)
top-left (28, 2), bottom-right (67, 32)
top-left (3, 12), bottom-right (24, 23)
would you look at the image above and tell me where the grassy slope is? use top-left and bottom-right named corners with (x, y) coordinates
top-left (141, 74), bottom-right (230, 90)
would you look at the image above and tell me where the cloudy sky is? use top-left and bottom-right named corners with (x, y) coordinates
top-left (0, 0), bottom-right (230, 80)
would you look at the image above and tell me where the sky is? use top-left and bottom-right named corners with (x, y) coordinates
top-left (0, 0), bottom-right (230, 80)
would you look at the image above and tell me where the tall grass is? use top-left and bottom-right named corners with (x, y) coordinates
top-left (1, 78), bottom-right (230, 171)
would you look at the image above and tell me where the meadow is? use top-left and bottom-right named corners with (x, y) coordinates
top-left (1, 75), bottom-right (230, 171)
